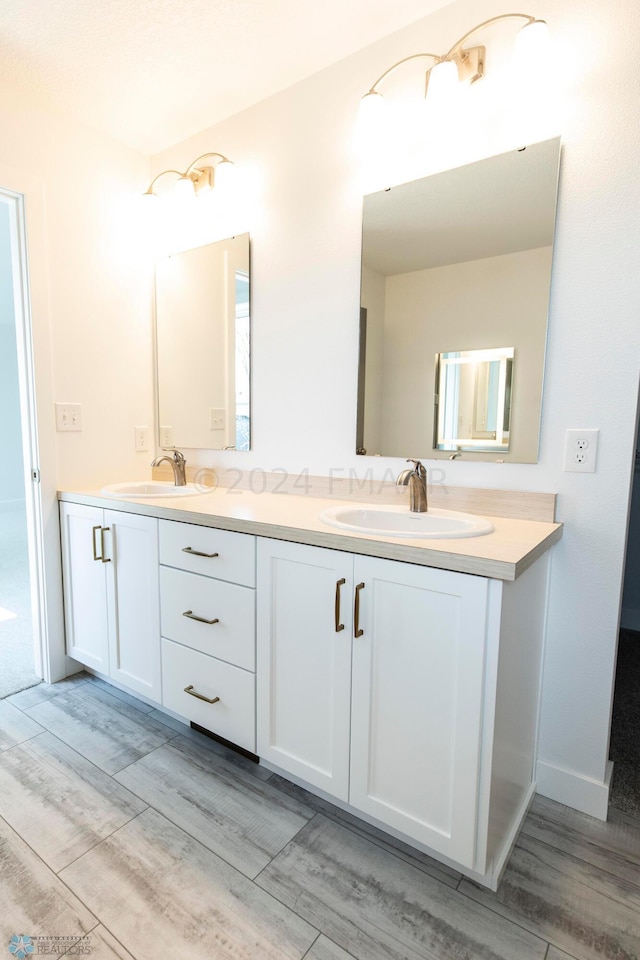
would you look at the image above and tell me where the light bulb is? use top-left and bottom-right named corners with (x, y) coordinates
top-left (514, 19), bottom-right (550, 70)
top-left (426, 59), bottom-right (460, 106)
top-left (356, 91), bottom-right (385, 142)
top-left (214, 159), bottom-right (235, 192)
top-left (174, 175), bottom-right (196, 200)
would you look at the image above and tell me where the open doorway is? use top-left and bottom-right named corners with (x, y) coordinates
top-left (610, 411), bottom-right (640, 816)
top-left (0, 191), bottom-right (43, 698)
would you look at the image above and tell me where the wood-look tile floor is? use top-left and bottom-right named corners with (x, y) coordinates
top-left (1, 677), bottom-right (639, 960)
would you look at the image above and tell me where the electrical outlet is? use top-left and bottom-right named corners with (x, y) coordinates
top-left (55, 403), bottom-right (82, 432)
top-left (134, 426), bottom-right (150, 451)
top-left (159, 426), bottom-right (173, 448)
top-left (209, 408), bottom-right (225, 430)
top-left (563, 428), bottom-right (599, 473)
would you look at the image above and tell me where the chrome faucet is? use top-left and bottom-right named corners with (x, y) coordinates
top-left (396, 459), bottom-right (428, 513)
top-left (151, 448), bottom-right (187, 486)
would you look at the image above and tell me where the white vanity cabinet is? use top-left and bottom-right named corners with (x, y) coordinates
top-left (159, 520), bottom-right (257, 753)
top-left (58, 489), bottom-right (557, 887)
top-left (59, 502), bottom-right (161, 701)
top-left (257, 536), bottom-right (550, 877)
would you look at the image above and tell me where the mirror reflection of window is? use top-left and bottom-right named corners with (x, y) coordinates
top-left (356, 137), bottom-right (560, 463)
top-left (235, 270), bottom-right (250, 452)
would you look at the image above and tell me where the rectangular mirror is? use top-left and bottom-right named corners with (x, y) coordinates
top-left (357, 138), bottom-right (560, 462)
top-left (155, 233), bottom-right (250, 451)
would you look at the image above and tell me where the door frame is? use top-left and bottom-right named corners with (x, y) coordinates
top-left (1, 165), bottom-right (69, 683)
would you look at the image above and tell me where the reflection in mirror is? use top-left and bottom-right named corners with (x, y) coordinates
top-left (357, 137), bottom-right (560, 462)
top-left (435, 348), bottom-right (514, 453)
top-left (155, 233), bottom-right (250, 451)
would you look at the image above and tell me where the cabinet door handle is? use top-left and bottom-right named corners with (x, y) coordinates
top-left (100, 527), bottom-right (111, 563)
top-left (182, 610), bottom-right (220, 625)
top-left (182, 547), bottom-right (219, 558)
top-left (92, 525), bottom-right (102, 561)
top-left (335, 578), bottom-right (346, 632)
top-left (354, 581), bottom-right (365, 637)
top-left (184, 684), bottom-right (220, 704)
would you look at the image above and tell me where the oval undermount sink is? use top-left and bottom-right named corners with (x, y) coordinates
top-left (320, 504), bottom-right (494, 539)
top-left (100, 481), bottom-right (210, 499)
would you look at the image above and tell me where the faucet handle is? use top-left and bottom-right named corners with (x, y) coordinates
top-left (163, 447), bottom-right (186, 462)
top-left (406, 458), bottom-right (426, 477)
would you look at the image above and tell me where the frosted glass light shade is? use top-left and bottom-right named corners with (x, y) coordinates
top-left (426, 59), bottom-right (459, 105)
top-left (358, 91), bottom-right (385, 132)
top-left (214, 159), bottom-right (235, 192)
top-left (514, 19), bottom-right (549, 68)
top-left (174, 175), bottom-right (196, 199)
top-left (360, 90), bottom-right (385, 117)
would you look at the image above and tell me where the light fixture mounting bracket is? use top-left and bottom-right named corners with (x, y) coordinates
top-left (452, 44), bottom-right (486, 85)
top-left (190, 165), bottom-right (215, 194)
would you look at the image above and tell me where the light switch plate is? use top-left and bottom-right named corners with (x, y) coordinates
top-left (55, 403), bottom-right (82, 432)
top-left (209, 408), bottom-right (225, 430)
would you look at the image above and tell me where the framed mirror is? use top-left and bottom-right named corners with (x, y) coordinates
top-left (155, 233), bottom-right (250, 451)
top-left (356, 137), bottom-right (560, 462)
top-left (435, 347), bottom-right (514, 453)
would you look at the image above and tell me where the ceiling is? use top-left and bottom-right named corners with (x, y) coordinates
top-left (0, 0), bottom-right (454, 155)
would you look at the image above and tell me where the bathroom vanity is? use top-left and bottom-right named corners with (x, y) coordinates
top-left (58, 485), bottom-right (561, 889)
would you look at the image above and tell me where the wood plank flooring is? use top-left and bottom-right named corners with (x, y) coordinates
top-left (0, 675), bottom-right (638, 960)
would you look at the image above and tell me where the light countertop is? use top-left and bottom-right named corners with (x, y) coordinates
top-left (58, 486), bottom-right (562, 581)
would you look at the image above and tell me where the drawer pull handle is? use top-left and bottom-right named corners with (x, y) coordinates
top-left (182, 610), bottom-right (220, 625)
top-left (182, 547), bottom-right (219, 558)
top-left (184, 685), bottom-right (220, 704)
top-left (335, 578), bottom-right (346, 632)
top-left (354, 581), bottom-right (365, 637)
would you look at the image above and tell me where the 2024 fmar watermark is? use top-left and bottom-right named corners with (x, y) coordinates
top-left (8, 935), bottom-right (92, 957)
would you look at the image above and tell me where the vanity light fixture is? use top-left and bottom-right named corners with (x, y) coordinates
top-left (359, 13), bottom-right (549, 115)
top-left (142, 152), bottom-right (235, 200)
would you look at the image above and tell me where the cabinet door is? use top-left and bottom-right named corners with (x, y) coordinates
top-left (257, 539), bottom-right (353, 800)
top-left (60, 502), bottom-right (109, 672)
top-left (105, 511), bottom-right (161, 703)
top-left (350, 555), bottom-right (489, 868)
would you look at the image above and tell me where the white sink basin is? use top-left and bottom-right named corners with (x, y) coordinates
top-left (100, 481), bottom-right (210, 499)
top-left (320, 505), bottom-right (494, 539)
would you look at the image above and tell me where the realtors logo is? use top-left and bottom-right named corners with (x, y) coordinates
top-left (7, 936), bottom-right (92, 956)
top-left (8, 937), bottom-right (33, 959)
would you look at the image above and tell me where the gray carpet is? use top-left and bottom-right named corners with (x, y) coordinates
top-left (609, 628), bottom-right (640, 817)
top-left (0, 502), bottom-right (41, 699)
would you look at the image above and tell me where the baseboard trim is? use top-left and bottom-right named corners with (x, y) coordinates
top-left (535, 758), bottom-right (613, 820)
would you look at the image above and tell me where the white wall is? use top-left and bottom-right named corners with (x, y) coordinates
top-left (0, 89), bottom-right (153, 490)
top-left (150, 0), bottom-right (640, 816)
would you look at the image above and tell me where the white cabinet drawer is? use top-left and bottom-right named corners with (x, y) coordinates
top-left (162, 639), bottom-right (255, 752)
top-left (160, 566), bottom-right (255, 670)
top-left (159, 520), bottom-right (255, 586)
